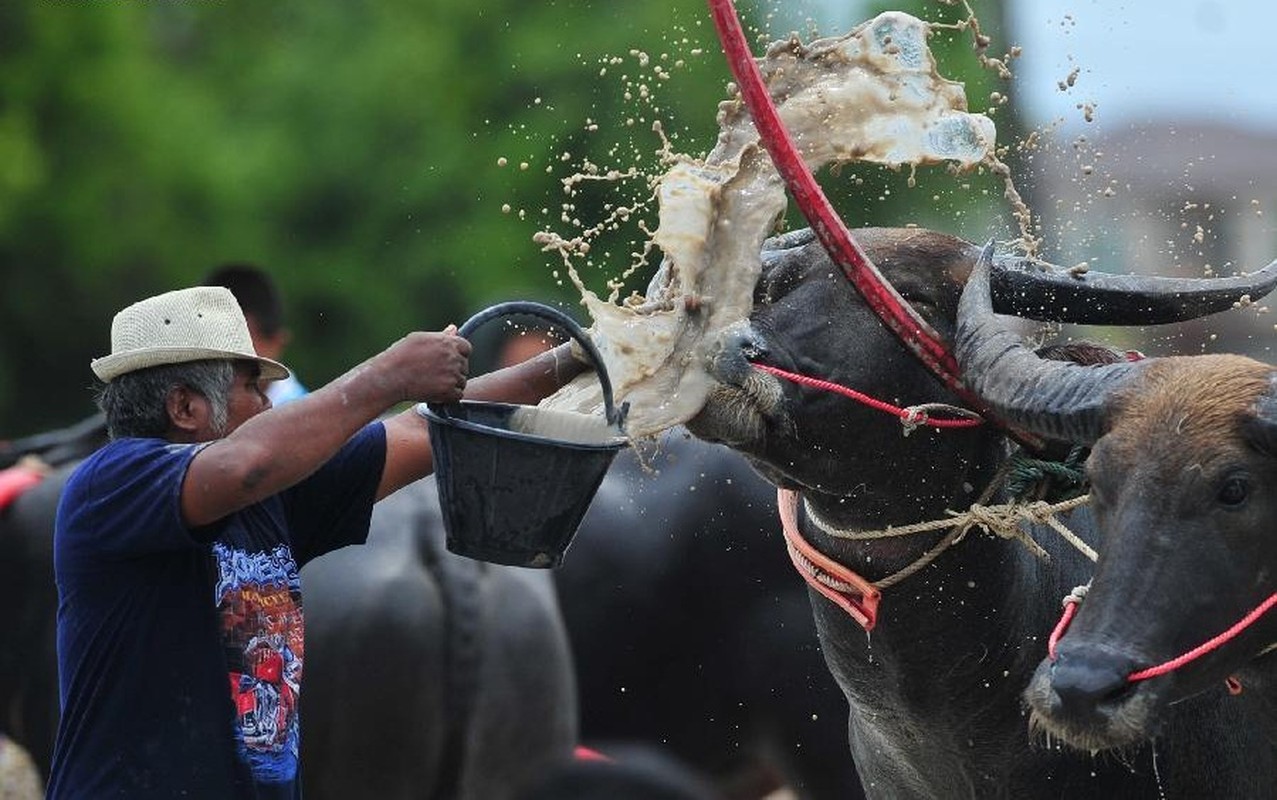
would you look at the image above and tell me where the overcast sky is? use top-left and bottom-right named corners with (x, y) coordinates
top-left (1008, 0), bottom-right (1277, 134)
top-left (773, 0), bottom-right (1277, 135)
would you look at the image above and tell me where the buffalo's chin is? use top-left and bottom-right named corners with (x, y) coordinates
top-left (685, 384), bottom-right (771, 450)
top-left (1024, 660), bottom-right (1162, 752)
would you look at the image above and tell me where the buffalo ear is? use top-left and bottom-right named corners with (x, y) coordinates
top-left (1243, 377), bottom-right (1277, 457)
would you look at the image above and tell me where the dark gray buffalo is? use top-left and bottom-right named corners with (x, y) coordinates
top-left (556, 431), bottom-right (862, 799)
top-left (685, 226), bottom-right (1277, 799)
top-left (299, 477), bottom-right (578, 799)
top-left (0, 417), bottom-right (109, 785)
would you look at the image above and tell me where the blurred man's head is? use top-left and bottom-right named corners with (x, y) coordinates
top-left (202, 263), bottom-right (291, 360)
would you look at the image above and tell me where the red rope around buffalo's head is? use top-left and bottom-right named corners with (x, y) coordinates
top-left (1127, 591), bottom-right (1277, 682)
top-left (1046, 584), bottom-right (1277, 682)
top-left (754, 363), bottom-right (983, 431)
top-left (1047, 596), bottom-right (1082, 662)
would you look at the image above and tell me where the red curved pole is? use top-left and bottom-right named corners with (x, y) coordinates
top-left (706, 0), bottom-right (984, 408)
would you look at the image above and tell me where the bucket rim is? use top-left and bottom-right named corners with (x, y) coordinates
top-left (443, 300), bottom-right (629, 429)
top-left (419, 400), bottom-right (628, 452)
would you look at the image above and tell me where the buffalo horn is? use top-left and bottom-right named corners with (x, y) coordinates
top-left (989, 255), bottom-right (1277, 325)
top-left (956, 243), bottom-right (1145, 445)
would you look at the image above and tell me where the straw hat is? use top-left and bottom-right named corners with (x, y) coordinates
top-left (91, 286), bottom-right (290, 382)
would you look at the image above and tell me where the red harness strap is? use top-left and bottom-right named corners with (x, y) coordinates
top-left (1049, 587), bottom-right (1277, 685)
top-left (0, 463), bottom-right (46, 512)
top-left (754, 364), bottom-right (983, 431)
top-left (778, 488), bottom-right (881, 631)
top-left (573, 746), bottom-right (613, 763)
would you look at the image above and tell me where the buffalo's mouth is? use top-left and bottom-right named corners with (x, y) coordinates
top-left (684, 325), bottom-right (791, 451)
top-left (1023, 652), bottom-right (1164, 752)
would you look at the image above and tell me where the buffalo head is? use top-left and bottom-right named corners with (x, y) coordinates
top-left (955, 248), bottom-right (1277, 751)
top-left (687, 226), bottom-right (1277, 528)
top-left (687, 227), bottom-right (994, 527)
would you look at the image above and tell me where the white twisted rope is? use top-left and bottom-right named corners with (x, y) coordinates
top-left (804, 493), bottom-right (1096, 590)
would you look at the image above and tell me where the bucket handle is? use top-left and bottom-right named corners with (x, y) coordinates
top-left (432, 301), bottom-right (627, 429)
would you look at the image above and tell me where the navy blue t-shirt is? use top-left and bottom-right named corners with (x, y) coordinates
top-left (48, 423), bottom-right (387, 799)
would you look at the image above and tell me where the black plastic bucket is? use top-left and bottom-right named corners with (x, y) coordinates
top-left (418, 301), bottom-right (628, 568)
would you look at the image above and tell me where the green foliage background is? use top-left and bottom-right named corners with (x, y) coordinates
top-left (0, 0), bottom-right (1018, 436)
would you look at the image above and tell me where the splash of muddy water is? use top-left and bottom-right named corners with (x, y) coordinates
top-left (541, 12), bottom-right (997, 438)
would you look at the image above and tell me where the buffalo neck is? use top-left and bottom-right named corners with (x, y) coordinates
top-left (792, 429), bottom-right (1132, 796)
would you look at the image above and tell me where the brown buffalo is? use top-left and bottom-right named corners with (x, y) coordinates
top-left (956, 247), bottom-right (1277, 758)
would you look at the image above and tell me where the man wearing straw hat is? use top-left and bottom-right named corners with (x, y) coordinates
top-left (47, 286), bottom-right (589, 799)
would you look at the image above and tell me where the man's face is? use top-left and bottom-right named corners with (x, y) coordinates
top-left (221, 362), bottom-right (272, 435)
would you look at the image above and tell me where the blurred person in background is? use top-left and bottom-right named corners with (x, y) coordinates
top-left (203, 264), bottom-right (308, 405)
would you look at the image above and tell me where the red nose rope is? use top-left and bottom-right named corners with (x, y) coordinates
top-left (753, 364), bottom-right (983, 432)
top-left (1048, 588), bottom-right (1277, 690)
top-left (706, 0), bottom-right (994, 421)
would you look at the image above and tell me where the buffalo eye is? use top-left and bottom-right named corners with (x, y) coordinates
top-left (1217, 476), bottom-right (1250, 508)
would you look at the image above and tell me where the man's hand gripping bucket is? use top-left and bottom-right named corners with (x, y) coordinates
top-left (418, 301), bottom-right (628, 568)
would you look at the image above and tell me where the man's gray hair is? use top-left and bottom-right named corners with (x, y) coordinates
top-left (98, 360), bottom-right (235, 439)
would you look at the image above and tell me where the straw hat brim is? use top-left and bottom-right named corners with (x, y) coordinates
top-left (91, 347), bottom-right (291, 383)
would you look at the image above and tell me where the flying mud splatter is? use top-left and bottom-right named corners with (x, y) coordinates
top-left (542, 12), bottom-right (1003, 437)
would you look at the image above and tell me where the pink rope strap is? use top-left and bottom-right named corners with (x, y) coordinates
top-left (1047, 585), bottom-right (1087, 661)
top-left (778, 488), bottom-right (881, 631)
top-left (754, 363), bottom-right (983, 431)
top-left (1048, 585), bottom-right (1277, 682)
top-left (1127, 592), bottom-right (1277, 682)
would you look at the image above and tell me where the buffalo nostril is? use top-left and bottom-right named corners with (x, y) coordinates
top-left (719, 327), bottom-right (767, 361)
top-left (1049, 655), bottom-right (1135, 719)
top-left (710, 327), bottom-right (770, 384)
top-left (741, 340), bottom-right (768, 361)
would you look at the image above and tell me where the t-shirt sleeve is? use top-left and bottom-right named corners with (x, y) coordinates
top-left (283, 421), bottom-right (387, 565)
top-left (57, 438), bottom-right (205, 563)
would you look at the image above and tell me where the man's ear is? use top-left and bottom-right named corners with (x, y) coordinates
top-left (165, 385), bottom-right (205, 436)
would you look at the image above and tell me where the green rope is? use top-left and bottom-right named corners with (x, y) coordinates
top-left (1003, 445), bottom-right (1089, 502)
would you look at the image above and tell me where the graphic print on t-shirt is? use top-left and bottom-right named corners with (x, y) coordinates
top-left (213, 542), bottom-right (304, 784)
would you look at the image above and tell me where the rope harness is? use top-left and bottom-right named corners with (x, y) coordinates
top-left (780, 487), bottom-right (1092, 632)
top-left (753, 364), bottom-right (982, 434)
top-left (1048, 582), bottom-right (1277, 690)
top-left (768, 359), bottom-right (1096, 631)
top-left (767, 359), bottom-right (1277, 685)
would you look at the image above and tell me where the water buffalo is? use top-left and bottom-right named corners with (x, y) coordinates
top-left (0, 464), bottom-right (67, 787)
top-left (955, 250), bottom-right (1277, 762)
top-left (0, 418), bottom-right (578, 800)
top-left (557, 431), bottom-right (861, 799)
top-left (300, 477), bottom-right (578, 800)
top-left (684, 226), bottom-right (1277, 798)
top-left (0, 415), bottom-right (108, 787)
top-left (419, 316), bottom-right (862, 798)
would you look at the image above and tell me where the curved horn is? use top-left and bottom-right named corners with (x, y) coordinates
top-left (957, 243), bottom-right (1145, 445)
top-left (990, 255), bottom-right (1277, 325)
